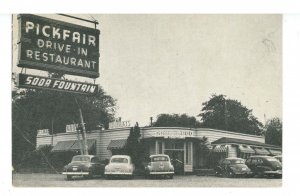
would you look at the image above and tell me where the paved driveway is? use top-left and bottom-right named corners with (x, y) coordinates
top-left (12, 173), bottom-right (281, 187)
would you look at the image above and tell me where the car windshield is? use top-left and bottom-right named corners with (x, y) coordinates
top-left (230, 159), bottom-right (245, 164)
top-left (72, 156), bottom-right (90, 162)
top-left (111, 157), bottom-right (128, 163)
top-left (151, 156), bottom-right (169, 162)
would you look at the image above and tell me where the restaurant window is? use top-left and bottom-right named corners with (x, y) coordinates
top-left (158, 141), bottom-right (163, 154)
top-left (185, 142), bottom-right (192, 165)
top-left (165, 140), bottom-right (184, 150)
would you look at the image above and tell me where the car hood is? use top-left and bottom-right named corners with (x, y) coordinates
top-left (269, 161), bottom-right (282, 170)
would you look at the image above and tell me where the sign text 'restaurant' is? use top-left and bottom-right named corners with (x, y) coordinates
top-left (17, 14), bottom-right (100, 78)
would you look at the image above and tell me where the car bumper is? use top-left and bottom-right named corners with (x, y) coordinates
top-left (105, 171), bottom-right (133, 175)
top-left (62, 172), bottom-right (89, 175)
top-left (233, 171), bottom-right (252, 175)
top-left (149, 171), bottom-right (174, 175)
top-left (264, 170), bottom-right (282, 175)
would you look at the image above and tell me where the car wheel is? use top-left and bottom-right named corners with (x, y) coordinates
top-left (105, 175), bottom-right (110, 180)
top-left (66, 175), bottom-right (72, 180)
top-left (169, 175), bottom-right (173, 179)
top-left (215, 170), bottom-right (222, 177)
top-left (225, 170), bottom-right (235, 178)
top-left (257, 171), bottom-right (264, 178)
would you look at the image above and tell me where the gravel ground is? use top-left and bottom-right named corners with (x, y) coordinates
top-left (12, 173), bottom-right (282, 187)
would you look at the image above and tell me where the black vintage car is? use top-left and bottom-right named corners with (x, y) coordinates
top-left (245, 156), bottom-right (282, 178)
top-left (62, 155), bottom-right (105, 180)
top-left (144, 154), bottom-right (175, 179)
top-left (215, 157), bottom-right (252, 178)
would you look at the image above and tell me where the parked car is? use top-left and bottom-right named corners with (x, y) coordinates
top-left (104, 155), bottom-right (135, 179)
top-left (274, 155), bottom-right (282, 163)
top-left (245, 156), bottom-right (282, 178)
top-left (62, 155), bottom-right (105, 180)
top-left (215, 157), bottom-right (252, 178)
top-left (144, 154), bottom-right (175, 179)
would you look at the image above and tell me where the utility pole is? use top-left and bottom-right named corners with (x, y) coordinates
top-left (75, 97), bottom-right (89, 155)
top-left (51, 118), bottom-right (54, 146)
top-left (73, 121), bottom-right (83, 155)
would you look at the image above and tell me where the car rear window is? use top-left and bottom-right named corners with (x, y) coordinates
top-left (72, 156), bottom-right (90, 162)
top-left (152, 156), bottom-right (169, 162)
top-left (111, 158), bottom-right (128, 163)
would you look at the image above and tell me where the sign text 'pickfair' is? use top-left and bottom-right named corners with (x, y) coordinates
top-left (17, 14), bottom-right (100, 78)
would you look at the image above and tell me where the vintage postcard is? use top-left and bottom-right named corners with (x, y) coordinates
top-left (11, 14), bottom-right (282, 188)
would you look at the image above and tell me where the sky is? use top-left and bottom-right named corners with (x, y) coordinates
top-left (12, 14), bottom-right (282, 126)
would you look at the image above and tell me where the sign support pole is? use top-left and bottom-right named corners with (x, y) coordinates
top-left (73, 120), bottom-right (83, 155)
top-left (75, 97), bottom-right (89, 155)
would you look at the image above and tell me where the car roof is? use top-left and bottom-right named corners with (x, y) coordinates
top-left (150, 154), bottom-right (169, 158)
top-left (73, 155), bottom-right (95, 158)
top-left (224, 157), bottom-right (244, 160)
top-left (111, 155), bottom-right (131, 159)
top-left (248, 155), bottom-right (274, 159)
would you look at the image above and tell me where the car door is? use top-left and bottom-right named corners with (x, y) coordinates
top-left (248, 158), bottom-right (258, 172)
top-left (255, 158), bottom-right (265, 174)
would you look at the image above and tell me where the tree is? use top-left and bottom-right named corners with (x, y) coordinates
top-left (193, 136), bottom-right (211, 168)
top-left (198, 94), bottom-right (263, 135)
top-left (125, 123), bottom-right (146, 169)
top-left (12, 86), bottom-right (117, 170)
top-left (265, 117), bottom-right (282, 147)
top-left (153, 113), bottom-right (201, 128)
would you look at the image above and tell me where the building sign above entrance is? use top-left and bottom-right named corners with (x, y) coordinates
top-left (155, 129), bottom-right (194, 138)
top-left (17, 14), bottom-right (100, 78)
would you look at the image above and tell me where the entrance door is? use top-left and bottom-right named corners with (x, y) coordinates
top-left (164, 150), bottom-right (184, 175)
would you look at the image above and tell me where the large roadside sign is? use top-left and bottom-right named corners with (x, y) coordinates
top-left (17, 14), bottom-right (100, 78)
top-left (18, 73), bottom-right (98, 95)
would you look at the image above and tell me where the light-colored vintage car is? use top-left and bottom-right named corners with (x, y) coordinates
top-left (104, 155), bottom-right (135, 179)
top-left (144, 154), bottom-right (175, 179)
top-left (62, 155), bottom-right (105, 180)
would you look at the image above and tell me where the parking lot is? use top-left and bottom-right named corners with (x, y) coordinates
top-left (12, 173), bottom-right (281, 187)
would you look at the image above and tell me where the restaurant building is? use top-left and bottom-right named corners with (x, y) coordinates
top-left (36, 126), bottom-right (282, 173)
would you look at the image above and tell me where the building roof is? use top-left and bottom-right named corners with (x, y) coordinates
top-left (212, 137), bottom-right (281, 149)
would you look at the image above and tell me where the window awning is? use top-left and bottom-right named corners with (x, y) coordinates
top-left (51, 140), bottom-right (96, 152)
top-left (268, 149), bottom-right (282, 156)
top-left (254, 147), bottom-right (270, 155)
top-left (238, 145), bottom-right (255, 154)
top-left (51, 140), bottom-right (76, 152)
top-left (107, 139), bottom-right (127, 150)
top-left (69, 139), bottom-right (96, 151)
top-left (212, 145), bottom-right (227, 153)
